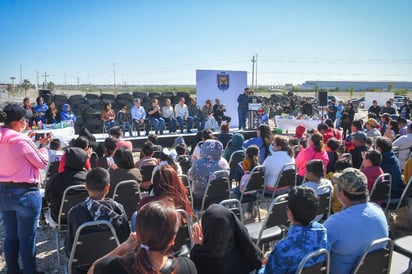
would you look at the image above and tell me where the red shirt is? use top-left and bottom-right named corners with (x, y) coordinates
top-left (58, 153), bottom-right (91, 173)
top-left (322, 128), bottom-right (342, 144)
top-left (361, 166), bottom-right (384, 191)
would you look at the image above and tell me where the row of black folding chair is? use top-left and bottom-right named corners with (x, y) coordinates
top-left (55, 185), bottom-right (89, 270)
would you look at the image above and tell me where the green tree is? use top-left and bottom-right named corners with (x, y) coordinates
top-left (6, 84), bottom-right (14, 92)
top-left (314, 85), bottom-right (319, 99)
top-left (47, 81), bottom-right (56, 90)
top-left (349, 86), bottom-right (354, 98)
top-left (387, 84), bottom-right (393, 93)
top-left (21, 79), bottom-right (31, 97)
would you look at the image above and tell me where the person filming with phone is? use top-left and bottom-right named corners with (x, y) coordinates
top-left (0, 103), bottom-right (51, 273)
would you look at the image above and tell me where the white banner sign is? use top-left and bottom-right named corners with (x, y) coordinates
top-left (196, 69), bottom-right (247, 128)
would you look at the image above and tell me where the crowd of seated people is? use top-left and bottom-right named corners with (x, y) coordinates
top-left (7, 93), bottom-right (412, 274)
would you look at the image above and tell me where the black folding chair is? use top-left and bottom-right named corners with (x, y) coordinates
top-left (315, 184), bottom-right (333, 223)
top-left (172, 209), bottom-right (193, 251)
top-left (296, 248), bottom-right (330, 274)
top-left (369, 173), bottom-right (392, 210)
top-left (179, 174), bottom-right (193, 208)
top-left (228, 150), bottom-right (245, 181)
top-left (245, 194), bottom-right (289, 249)
top-left (67, 220), bottom-right (120, 274)
top-left (239, 165), bottom-right (265, 221)
top-left (219, 198), bottom-right (243, 223)
top-left (351, 237), bottom-right (393, 274)
top-left (112, 179), bottom-right (143, 220)
top-left (194, 170), bottom-right (230, 214)
top-left (265, 163), bottom-right (296, 207)
top-left (55, 185), bottom-right (89, 270)
top-left (393, 176), bottom-right (412, 211)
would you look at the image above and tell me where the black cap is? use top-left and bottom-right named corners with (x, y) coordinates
top-left (2, 104), bottom-right (26, 123)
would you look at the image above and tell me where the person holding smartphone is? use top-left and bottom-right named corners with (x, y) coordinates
top-left (0, 103), bottom-right (51, 273)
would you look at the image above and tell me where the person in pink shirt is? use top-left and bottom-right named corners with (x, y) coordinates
top-left (0, 103), bottom-right (51, 273)
top-left (295, 132), bottom-right (329, 185)
top-left (360, 149), bottom-right (384, 191)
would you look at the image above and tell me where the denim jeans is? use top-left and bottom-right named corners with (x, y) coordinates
top-left (0, 185), bottom-right (42, 274)
top-left (163, 117), bottom-right (177, 133)
top-left (120, 121), bottom-right (133, 137)
top-left (148, 117), bottom-right (165, 134)
top-left (238, 108), bottom-right (248, 129)
top-left (176, 116), bottom-right (194, 133)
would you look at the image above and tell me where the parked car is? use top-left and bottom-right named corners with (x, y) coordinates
top-left (350, 96), bottom-right (365, 111)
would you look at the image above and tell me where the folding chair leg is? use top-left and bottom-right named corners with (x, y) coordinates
top-left (256, 201), bottom-right (261, 221)
top-left (55, 230), bottom-right (61, 269)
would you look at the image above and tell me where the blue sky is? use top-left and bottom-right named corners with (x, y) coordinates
top-left (1, 0), bottom-right (411, 86)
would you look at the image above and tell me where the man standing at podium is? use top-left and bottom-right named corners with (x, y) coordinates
top-left (237, 87), bottom-right (251, 130)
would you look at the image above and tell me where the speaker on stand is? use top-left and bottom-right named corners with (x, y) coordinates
top-left (318, 91), bottom-right (328, 122)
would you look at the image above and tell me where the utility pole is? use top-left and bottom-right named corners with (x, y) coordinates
top-left (254, 54), bottom-right (258, 89)
top-left (251, 55), bottom-right (256, 90)
top-left (20, 64), bottom-right (22, 85)
top-left (35, 69), bottom-right (39, 88)
top-left (112, 63), bottom-right (116, 88)
top-left (42, 72), bottom-right (49, 88)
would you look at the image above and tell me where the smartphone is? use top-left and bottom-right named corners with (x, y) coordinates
top-left (35, 133), bottom-right (44, 141)
top-left (107, 156), bottom-right (114, 166)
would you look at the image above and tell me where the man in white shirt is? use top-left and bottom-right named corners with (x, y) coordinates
top-left (175, 97), bottom-right (194, 133)
top-left (131, 98), bottom-right (147, 136)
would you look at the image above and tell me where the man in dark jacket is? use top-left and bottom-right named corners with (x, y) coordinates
top-left (237, 88), bottom-right (251, 130)
top-left (64, 167), bottom-right (130, 257)
top-left (350, 131), bottom-right (369, 169)
top-left (45, 147), bottom-right (88, 222)
top-left (189, 97), bottom-right (205, 131)
top-left (375, 137), bottom-right (405, 203)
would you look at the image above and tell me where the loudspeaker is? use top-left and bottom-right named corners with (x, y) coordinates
top-left (318, 91), bottom-right (328, 106)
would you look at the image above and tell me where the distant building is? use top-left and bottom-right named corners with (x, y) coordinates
top-left (300, 81), bottom-right (412, 91)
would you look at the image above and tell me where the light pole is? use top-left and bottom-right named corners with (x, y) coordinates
top-left (112, 63), bottom-right (116, 88)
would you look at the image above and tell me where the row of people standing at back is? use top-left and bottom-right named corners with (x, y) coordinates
top-left (101, 97), bottom-right (231, 136)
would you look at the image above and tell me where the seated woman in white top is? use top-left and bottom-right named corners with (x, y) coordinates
top-left (262, 136), bottom-right (295, 194)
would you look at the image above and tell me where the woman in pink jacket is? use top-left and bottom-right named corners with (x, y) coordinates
top-left (0, 103), bottom-right (51, 274)
top-left (295, 132), bottom-right (329, 185)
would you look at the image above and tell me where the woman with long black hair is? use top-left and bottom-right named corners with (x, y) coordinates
top-left (89, 199), bottom-right (197, 274)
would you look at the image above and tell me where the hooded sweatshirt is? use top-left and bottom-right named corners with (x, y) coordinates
top-left (189, 140), bottom-right (229, 199)
top-left (60, 103), bottom-right (77, 123)
top-left (223, 133), bottom-right (245, 161)
top-left (0, 127), bottom-right (48, 184)
top-left (45, 147), bottom-right (88, 221)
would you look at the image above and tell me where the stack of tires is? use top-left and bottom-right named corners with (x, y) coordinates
top-left (82, 93), bottom-right (103, 133)
top-left (38, 89), bottom-right (53, 104)
top-left (69, 95), bottom-right (86, 132)
top-left (116, 93), bottom-right (133, 110)
top-left (54, 94), bottom-right (69, 112)
top-left (175, 92), bottom-right (191, 106)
